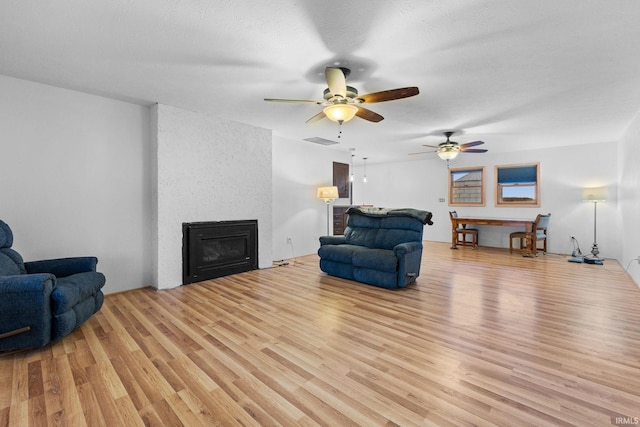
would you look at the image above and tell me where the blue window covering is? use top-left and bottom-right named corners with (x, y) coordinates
top-left (497, 165), bottom-right (537, 184)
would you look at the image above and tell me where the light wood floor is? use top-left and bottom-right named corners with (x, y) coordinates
top-left (2, 242), bottom-right (640, 426)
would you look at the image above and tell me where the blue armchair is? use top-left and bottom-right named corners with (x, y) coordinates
top-left (0, 220), bottom-right (105, 351)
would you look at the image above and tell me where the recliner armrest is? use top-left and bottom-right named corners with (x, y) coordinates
top-left (25, 256), bottom-right (98, 278)
top-left (0, 273), bottom-right (56, 293)
top-left (319, 236), bottom-right (347, 246)
top-left (0, 273), bottom-right (55, 351)
top-left (393, 241), bottom-right (423, 258)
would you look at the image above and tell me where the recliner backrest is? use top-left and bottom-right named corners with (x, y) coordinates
top-left (343, 213), bottom-right (424, 250)
top-left (0, 220), bottom-right (26, 276)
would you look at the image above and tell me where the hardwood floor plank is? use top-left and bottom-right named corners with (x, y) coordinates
top-left (0, 357), bottom-right (13, 411)
top-left (0, 407), bottom-right (7, 427)
top-left (40, 358), bottom-right (63, 423)
top-left (6, 400), bottom-right (28, 427)
top-left (54, 356), bottom-right (87, 427)
top-left (27, 394), bottom-right (46, 427)
top-left (175, 388), bottom-right (248, 427)
top-left (164, 392), bottom-right (208, 427)
top-left (76, 382), bottom-right (107, 426)
top-left (110, 355), bottom-right (152, 411)
top-left (231, 374), bottom-right (308, 426)
top-left (148, 398), bottom-right (186, 427)
top-left (8, 356), bottom-right (28, 406)
top-left (26, 360), bottom-right (44, 400)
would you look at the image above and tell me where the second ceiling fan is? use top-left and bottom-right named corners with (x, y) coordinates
top-left (411, 131), bottom-right (488, 160)
top-left (265, 67), bottom-right (419, 124)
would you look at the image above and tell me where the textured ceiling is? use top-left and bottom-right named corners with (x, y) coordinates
top-left (2, 0), bottom-right (640, 164)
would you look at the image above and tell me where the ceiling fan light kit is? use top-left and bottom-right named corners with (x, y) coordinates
top-left (437, 146), bottom-right (460, 160)
top-left (323, 104), bottom-right (358, 123)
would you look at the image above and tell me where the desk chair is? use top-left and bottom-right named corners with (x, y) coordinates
top-left (449, 211), bottom-right (478, 248)
top-left (510, 213), bottom-right (551, 256)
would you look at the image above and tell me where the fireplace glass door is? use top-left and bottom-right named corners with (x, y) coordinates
top-left (182, 220), bottom-right (257, 284)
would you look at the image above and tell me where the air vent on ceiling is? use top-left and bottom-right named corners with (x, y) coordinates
top-left (303, 137), bottom-right (339, 146)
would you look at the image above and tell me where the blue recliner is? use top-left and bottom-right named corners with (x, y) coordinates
top-left (0, 220), bottom-right (105, 351)
top-left (318, 207), bottom-right (433, 289)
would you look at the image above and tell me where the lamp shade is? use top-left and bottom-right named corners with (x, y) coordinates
top-left (323, 104), bottom-right (358, 123)
top-left (583, 186), bottom-right (608, 202)
top-left (317, 186), bottom-right (339, 201)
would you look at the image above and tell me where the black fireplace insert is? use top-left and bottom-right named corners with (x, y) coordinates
top-left (182, 220), bottom-right (258, 285)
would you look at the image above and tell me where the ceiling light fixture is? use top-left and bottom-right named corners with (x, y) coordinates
top-left (323, 104), bottom-right (358, 124)
top-left (363, 157), bottom-right (368, 183)
top-left (437, 146), bottom-right (460, 160)
top-left (349, 148), bottom-right (355, 182)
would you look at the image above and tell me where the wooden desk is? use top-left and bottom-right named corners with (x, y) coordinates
top-left (450, 216), bottom-right (536, 252)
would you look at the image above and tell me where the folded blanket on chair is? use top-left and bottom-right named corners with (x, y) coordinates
top-left (346, 207), bottom-right (434, 225)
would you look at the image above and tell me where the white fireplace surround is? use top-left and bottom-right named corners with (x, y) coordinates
top-left (151, 104), bottom-right (273, 290)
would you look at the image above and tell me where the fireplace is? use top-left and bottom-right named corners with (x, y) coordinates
top-left (182, 220), bottom-right (258, 285)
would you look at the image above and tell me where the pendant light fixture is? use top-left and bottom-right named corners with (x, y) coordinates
top-left (363, 157), bottom-right (368, 183)
top-left (349, 148), bottom-right (355, 182)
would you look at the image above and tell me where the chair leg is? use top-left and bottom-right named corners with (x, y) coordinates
top-left (525, 236), bottom-right (537, 257)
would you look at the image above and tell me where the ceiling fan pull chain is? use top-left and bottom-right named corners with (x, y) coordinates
top-left (337, 121), bottom-right (343, 138)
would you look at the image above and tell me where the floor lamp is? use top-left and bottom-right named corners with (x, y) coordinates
top-left (583, 186), bottom-right (608, 259)
top-left (317, 186), bottom-right (339, 235)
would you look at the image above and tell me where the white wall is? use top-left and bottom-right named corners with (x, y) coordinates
top-left (0, 75), bottom-right (152, 294)
top-left (619, 112), bottom-right (640, 286)
top-left (272, 136), bottom-right (351, 261)
top-left (152, 104), bottom-right (272, 289)
top-left (351, 141), bottom-right (619, 259)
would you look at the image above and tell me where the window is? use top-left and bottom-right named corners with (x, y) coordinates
top-left (495, 163), bottom-right (540, 207)
top-left (449, 166), bottom-right (485, 206)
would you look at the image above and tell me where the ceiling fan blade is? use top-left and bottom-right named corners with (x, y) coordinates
top-left (358, 87), bottom-right (419, 103)
top-left (264, 98), bottom-right (320, 103)
top-left (325, 67), bottom-right (347, 97)
top-left (460, 148), bottom-right (488, 153)
top-left (421, 144), bottom-right (441, 149)
top-left (408, 151), bottom-right (432, 155)
top-left (460, 140), bottom-right (484, 148)
top-left (306, 111), bottom-right (327, 123)
top-left (356, 107), bottom-right (384, 122)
